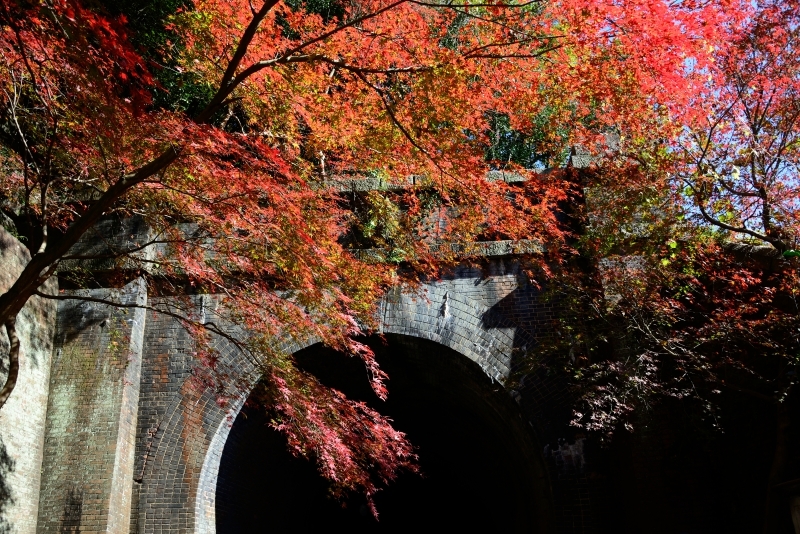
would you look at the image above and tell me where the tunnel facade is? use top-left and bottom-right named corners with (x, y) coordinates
top-left (27, 257), bottom-right (591, 534)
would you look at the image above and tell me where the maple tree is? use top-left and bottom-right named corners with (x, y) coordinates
top-left (0, 0), bottom-right (745, 509)
top-left (541, 0), bottom-right (800, 529)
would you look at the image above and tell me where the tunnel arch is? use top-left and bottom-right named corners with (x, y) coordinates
top-left (134, 283), bottom-right (568, 534)
top-left (215, 333), bottom-right (554, 532)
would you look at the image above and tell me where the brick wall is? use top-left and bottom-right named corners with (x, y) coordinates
top-left (0, 227), bottom-right (57, 534)
top-left (125, 261), bottom-right (590, 534)
top-left (0, 234), bottom-right (593, 533)
top-left (37, 279), bottom-right (146, 534)
top-left (130, 295), bottom-right (259, 534)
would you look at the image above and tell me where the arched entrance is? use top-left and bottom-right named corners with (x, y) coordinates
top-left (136, 282), bottom-right (581, 534)
top-left (214, 334), bottom-right (553, 533)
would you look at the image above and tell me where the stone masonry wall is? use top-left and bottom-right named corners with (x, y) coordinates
top-left (125, 261), bottom-right (590, 534)
top-left (37, 279), bottom-right (147, 534)
top-left (0, 227), bottom-right (57, 534)
top-left (130, 296), bottom-right (257, 534)
top-left (5, 242), bottom-right (590, 533)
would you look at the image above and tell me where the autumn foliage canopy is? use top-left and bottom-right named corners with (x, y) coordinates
top-left (0, 0), bottom-right (783, 509)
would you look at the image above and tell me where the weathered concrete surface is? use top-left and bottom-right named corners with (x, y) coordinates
top-left (37, 279), bottom-right (146, 534)
top-left (0, 227), bottom-right (57, 534)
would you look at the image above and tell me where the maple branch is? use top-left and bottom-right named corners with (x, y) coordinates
top-left (206, 0), bottom-right (413, 114)
top-left (0, 319), bottom-right (19, 410)
top-left (461, 34), bottom-right (564, 57)
top-left (464, 46), bottom-right (562, 59)
top-left (718, 380), bottom-right (776, 404)
top-left (717, 179), bottom-right (761, 198)
top-left (151, 182), bottom-right (253, 206)
top-left (446, 7), bottom-right (528, 33)
top-left (220, 0), bottom-right (280, 88)
top-left (282, 0), bottom-right (409, 58)
top-left (311, 56), bottom-right (432, 74)
top-left (59, 236), bottom-right (181, 261)
top-left (353, 71), bottom-right (432, 159)
top-left (690, 184), bottom-right (786, 250)
top-left (37, 181), bottom-right (48, 256)
top-left (225, 53), bottom-right (430, 91)
top-left (198, 0), bottom-right (281, 123)
top-left (0, 146), bottom-right (181, 324)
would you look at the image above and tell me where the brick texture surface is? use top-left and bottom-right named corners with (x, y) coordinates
top-left (0, 226), bottom-right (593, 534)
top-left (124, 260), bottom-right (589, 534)
top-left (37, 279), bottom-right (146, 534)
top-left (0, 228), bottom-right (57, 534)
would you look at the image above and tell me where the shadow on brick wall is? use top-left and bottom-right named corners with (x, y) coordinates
top-left (59, 486), bottom-right (83, 533)
top-left (481, 282), bottom-right (596, 533)
top-left (0, 437), bottom-right (14, 534)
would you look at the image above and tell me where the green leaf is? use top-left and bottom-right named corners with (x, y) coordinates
top-left (782, 250), bottom-right (800, 258)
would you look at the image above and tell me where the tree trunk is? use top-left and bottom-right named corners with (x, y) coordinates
top-left (0, 318), bottom-right (19, 410)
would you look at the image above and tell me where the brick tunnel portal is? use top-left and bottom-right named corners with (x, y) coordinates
top-left (214, 334), bottom-right (553, 533)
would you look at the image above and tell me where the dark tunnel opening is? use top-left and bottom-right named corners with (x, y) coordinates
top-left (215, 334), bottom-right (553, 533)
